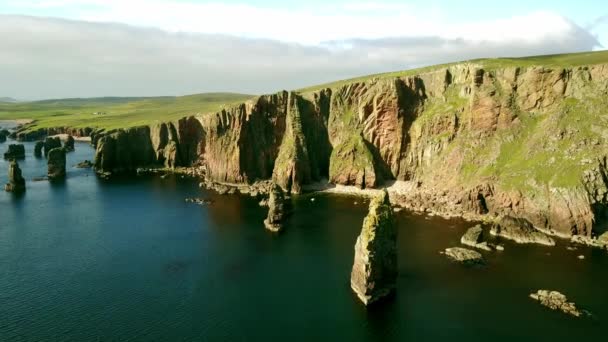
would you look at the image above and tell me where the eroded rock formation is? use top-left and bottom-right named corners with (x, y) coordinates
top-left (64, 135), bottom-right (75, 151)
top-left (3, 144), bottom-right (25, 159)
top-left (4, 160), bottom-right (25, 193)
top-left (530, 290), bottom-right (588, 317)
top-left (47, 147), bottom-right (66, 179)
top-left (264, 183), bottom-right (288, 232)
top-left (351, 189), bottom-right (397, 305)
top-left (444, 247), bottom-right (484, 265)
top-left (43, 137), bottom-right (61, 157)
top-left (34, 141), bottom-right (44, 157)
top-left (491, 216), bottom-right (556, 246)
top-left (461, 225), bottom-right (492, 251)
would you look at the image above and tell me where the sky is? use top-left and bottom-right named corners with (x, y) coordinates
top-left (0, 0), bottom-right (607, 100)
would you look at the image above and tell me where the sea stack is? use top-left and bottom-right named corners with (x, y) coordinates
top-left (34, 141), bottom-right (44, 157)
top-left (43, 137), bottom-right (62, 157)
top-left (264, 183), bottom-right (288, 232)
top-left (0, 129), bottom-right (9, 143)
top-left (4, 160), bottom-right (26, 193)
top-left (351, 189), bottom-right (398, 305)
top-left (3, 144), bottom-right (25, 159)
top-left (64, 135), bottom-right (75, 151)
top-left (47, 147), bottom-right (66, 179)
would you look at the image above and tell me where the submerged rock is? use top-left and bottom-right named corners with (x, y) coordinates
top-left (4, 160), bottom-right (26, 193)
top-left (264, 184), bottom-right (289, 232)
top-left (461, 224), bottom-right (492, 251)
top-left (43, 137), bottom-right (62, 157)
top-left (490, 216), bottom-right (555, 246)
top-left (530, 290), bottom-right (588, 317)
top-left (64, 135), bottom-right (75, 151)
top-left (47, 147), bottom-right (66, 179)
top-left (75, 160), bottom-right (93, 168)
top-left (444, 247), bottom-right (484, 265)
top-left (34, 141), bottom-right (44, 157)
top-left (3, 144), bottom-right (25, 159)
top-left (185, 197), bottom-right (213, 205)
top-left (351, 189), bottom-right (397, 305)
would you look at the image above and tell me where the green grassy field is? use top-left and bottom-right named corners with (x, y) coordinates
top-left (0, 93), bottom-right (253, 131)
top-left (298, 50), bottom-right (608, 93)
top-left (1, 50), bottom-right (607, 133)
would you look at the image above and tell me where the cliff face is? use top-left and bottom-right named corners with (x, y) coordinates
top-left (91, 62), bottom-right (608, 238)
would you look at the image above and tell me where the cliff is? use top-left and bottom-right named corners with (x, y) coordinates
top-left (88, 58), bottom-right (608, 238)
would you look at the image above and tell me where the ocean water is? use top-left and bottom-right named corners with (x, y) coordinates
top-left (1, 137), bottom-right (607, 341)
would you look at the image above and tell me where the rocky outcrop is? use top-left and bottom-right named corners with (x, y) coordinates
top-left (4, 160), bottom-right (25, 193)
top-left (351, 189), bottom-right (397, 305)
top-left (264, 183), bottom-right (289, 232)
top-left (43, 137), bottom-right (62, 157)
top-left (47, 147), bottom-right (66, 179)
top-left (3, 144), bottom-right (25, 159)
top-left (34, 141), bottom-right (44, 157)
top-left (11, 125), bottom-right (93, 142)
top-left (491, 216), bottom-right (556, 246)
top-left (460, 225), bottom-right (492, 251)
top-left (75, 160), bottom-right (93, 168)
top-left (0, 129), bottom-right (9, 143)
top-left (530, 290), bottom-right (588, 317)
top-left (444, 247), bottom-right (484, 265)
top-left (63, 135), bottom-right (75, 151)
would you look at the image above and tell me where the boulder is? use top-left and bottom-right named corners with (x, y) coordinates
top-left (3, 144), bottom-right (25, 159)
top-left (34, 141), bottom-right (44, 157)
top-left (351, 189), bottom-right (398, 305)
top-left (4, 160), bottom-right (26, 193)
top-left (63, 135), bottom-right (75, 151)
top-left (444, 247), bottom-right (484, 265)
top-left (0, 129), bottom-right (9, 142)
top-left (460, 224), bottom-right (492, 251)
top-left (47, 147), bottom-right (66, 179)
top-left (75, 160), bottom-right (93, 168)
top-left (264, 183), bottom-right (289, 232)
top-left (530, 290), bottom-right (588, 317)
top-left (43, 137), bottom-right (62, 157)
top-left (490, 216), bottom-right (556, 246)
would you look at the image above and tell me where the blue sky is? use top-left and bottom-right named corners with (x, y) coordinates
top-left (0, 0), bottom-right (606, 99)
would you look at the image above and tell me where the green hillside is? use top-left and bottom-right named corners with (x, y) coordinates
top-left (0, 93), bottom-right (253, 131)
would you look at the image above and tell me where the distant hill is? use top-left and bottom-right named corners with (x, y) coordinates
top-left (0, 97), bottom-right (17, 103)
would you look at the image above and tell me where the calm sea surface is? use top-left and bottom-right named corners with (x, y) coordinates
top-left (1, 128), bottom-right (607, 341)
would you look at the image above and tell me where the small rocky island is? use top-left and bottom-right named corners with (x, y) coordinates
top-left (47, 147), bottom-right (66, 179)
top-left (351, 189), bottom-right (397, 305)
top-left (491, 216), bottom-right (555, 246)
top-left (444, 247), bottom-right (484, 265)
top-left (264, 183), bottom-right (289, 232)
top-left (34, 141), bottom-right (44, 157)
top-left (3, 144), bottom-right (25, 159)
top-left (530, 290), bottom-right (588, 317)
top-left (4, 160), bottom-right (26, 193)
top-left (460, 224), bottom-right (493, 251)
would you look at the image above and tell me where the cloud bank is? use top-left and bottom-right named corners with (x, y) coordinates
top-left (0, 11), bottom-right (601, 100)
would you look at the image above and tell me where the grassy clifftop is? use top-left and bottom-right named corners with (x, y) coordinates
top-left (0, 93), bottom-right (253, 131)
top-left (298, 50), bottom-right (608, 93)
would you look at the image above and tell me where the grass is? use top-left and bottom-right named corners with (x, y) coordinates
top-left (297, 50), bottom-right (608, 93)
top-left (0, 93), bottom-right (253, 132)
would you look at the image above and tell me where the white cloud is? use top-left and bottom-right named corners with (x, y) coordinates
top-left (0, 9), bottom-right (600, 99)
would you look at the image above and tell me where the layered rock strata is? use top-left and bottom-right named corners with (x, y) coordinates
top-left (39, 60), bottom-right (607, 240)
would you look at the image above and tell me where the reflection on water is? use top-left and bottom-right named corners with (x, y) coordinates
top-left (1, 138), bottom-right (608, 341)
